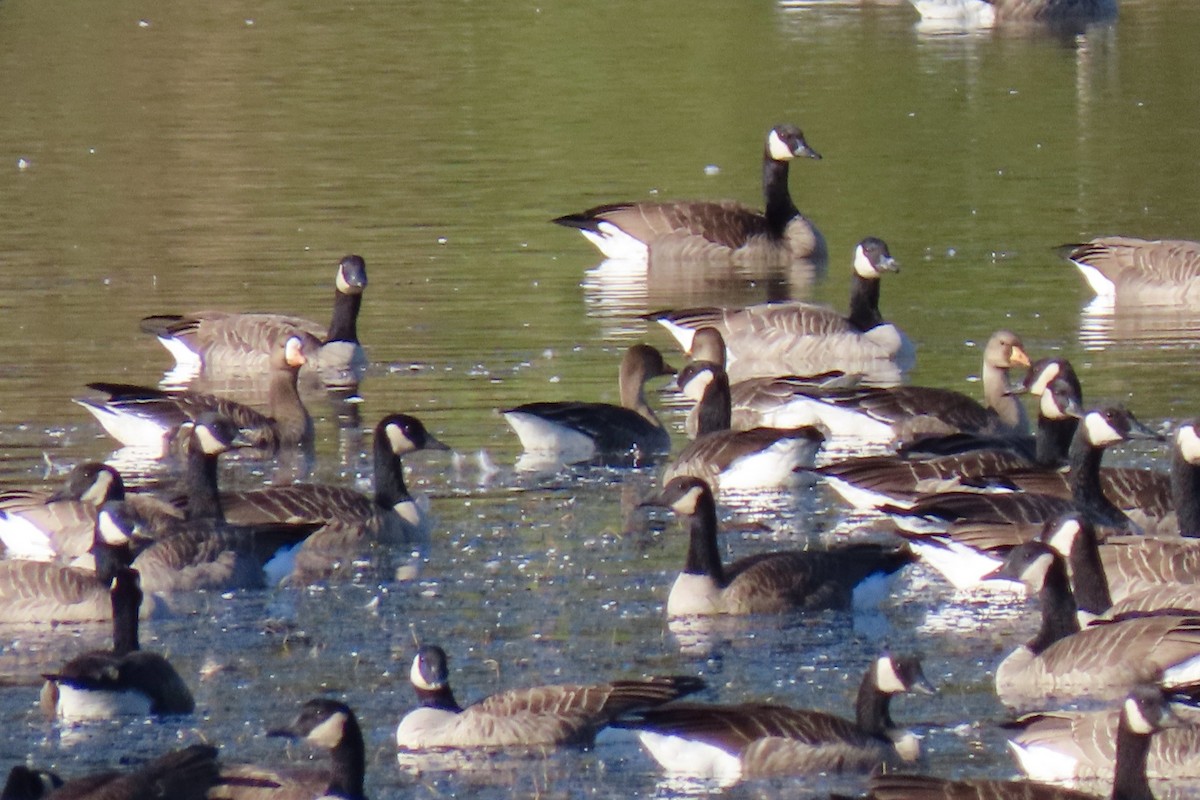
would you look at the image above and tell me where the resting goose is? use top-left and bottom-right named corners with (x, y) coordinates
top-left (503, 344), bottom-right (675, 465)
top-left (554, 124), bottom-right (826, 266)
top-left (40, 564), bottom-right (194, 720)
top-left (646, 238), bottom-right (913, 383)
top-left (1062, 237), bottom-right (1200, 306)
top-left (642, 476), bottom-right (914, 616)
top-left (617, 653), bottom-right (934, 785)
top-left (219, 413), bottom-right (450, 583)
top-left (663, 361), bottom-right (824, 492)
top-left (865, 685), bottom-right (1177, 800)
top-left (4, 745), bottom-right (218, 800)
top-left (395, 644), bottom-right (704, 750)
top-left (75, 334), bottom-right (312, 457)
top-left (140, 254), bottom-right (369, 387)
top-left (909, 0), bottom-right (1117, 27)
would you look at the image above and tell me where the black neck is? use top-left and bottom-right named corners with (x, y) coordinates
top-left (1173, 446), bottom-right (1200, 537)
top-left (326, 290), bottom-right (362, 344)
top-left (1111, 712), bottom-right (1155, 800)
top-left (1065, 525), bottom-right (1113, 616)
top-left (93, 542), bottom-right (135, 586)
top-left (416, 683), bottom-right (462, 712)
top-left (695, 372), bottom-right (732, 436)
top-left (1029, 556), bottom-right (1082, 655)
top-left (372, 433), bottom-right (410, 509)
top-left (1035, 416), bottom-right (1078, 466)
top-left (1068, 430), bottom-right (1121, 524)
top-left (682, 492), bottom-right (726, 586)
top-left (846, 273), bottom-right (884, 332)
top-left (762, 157), bottom-right (797, 237)
top-left (110, 570), bottom-right (141, 656)
top-left (184, 441), bottom-right (224, 523)
top-left (327, 714), bottom-right (367, 800)
top-left (854, 666), bottom-right (893, 736)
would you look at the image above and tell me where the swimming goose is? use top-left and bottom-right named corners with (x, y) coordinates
top-left (40, 564), bottom-right (194, 719)
top-left (641, 476), bottom-right (914, 616)
top-left (990, 541), bottom-right (1200, 709)
top-left (554, 124), bottom-right (826, 266)
top-left (617, 653), bottom-right (934, 785)
top-left (646, 238), bottom-right (913, 383)
top-left (3, 744), bottom-right (219, 800)
top-left (219, 413), bottom-right (450, 583)
top-left (212, 698), bottom-right (366, 800)
top-left (1063, 237), bottom-right (1200, 305)
top-left (865, 685), bottom-right (1176, 800)
top-left (663, 361), bottom-right (825, 492)
top-left (909, 0), bottom-right (1117, 27)
top-left (503, 344), bottom-right (676, 465)
top-left (75, 334), bottom-right (312, 457)
top-left (140, 254), bottom-right (369, 387)
top-left (395, 644), bottom-right (705, 750)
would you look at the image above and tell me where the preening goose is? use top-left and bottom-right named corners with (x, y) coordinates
top-left (1063, 237), bottom-right (1200, 305)
top-left (663, 361), bottom-right (824, 492)
top-left (617, 653), bottom-right (934, 785)
top-left (75, 334), bottom-right (312, 457)
top-left (212, 698), bottom-right (366, 800)
top-left (140, 254), bottom-right (369, 387)
top-left (554, 124), bottom-right (826, 266)
top-left (219, 413), bottom-right (450, 583)
top-left (641, 476), bottom-right (914, 616)
top-left (865, 685), bottom-right (1177, 800)
top-left (646, 238), bottom-right (913, 383)
top-left (395, 644), bottom-right (705, 750)
top-left (502, 344), bottom-right (676, 465)
top-left (40, 565), bottom-right (194, 720)
top-left (3, 744), bottom-right (218, 800)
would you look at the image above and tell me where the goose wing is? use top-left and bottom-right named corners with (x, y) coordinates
top-left (867, 773), bottom-right (1089, 800)
top-left (1065, 237), bottom-right (1200, 289)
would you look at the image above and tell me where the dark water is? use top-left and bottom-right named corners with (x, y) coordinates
top-left (1, 0), bottom-right (1199, 797)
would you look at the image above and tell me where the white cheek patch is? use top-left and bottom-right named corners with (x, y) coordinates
top-left (671, 485), bottom-right (703, 516)
top-left (1040, 390), bottom-right (1070, 420)
top-left (1084, 412), bottom-right (1123, 446)
top-left (853, 244), bottom-right (877, 278)
top-left (1028, 363), bottom-right (1061, 397)
top-left (1020, 552), bottom-right (1055, 590)
top-left (386, 423), bottom-right (416, 454)
top-left (1123, 697), bottom-right (1156, 735)
top-left (1044, 519), bottom-right (1081, 557)
top-left (194, 425), bottom-right (228, 455)
top-left (875, 656), bottom-right (907, 694)
top-left (336, 267), bottom-right (354, 294)
top-left (766, 129), bottom-right (795, 161)
top-left (82, 471), bottom-right (115, 505)
top-left (97, 511), bottom-right (131, 545)
top-left (411, 655), bottom-right (443, 691)
top-left (682, 370), bottom-right (715, 402)
top-left (305, 711), bottom-right (347, 748)
top-left (1177, 425), bottom-right (1200, 465)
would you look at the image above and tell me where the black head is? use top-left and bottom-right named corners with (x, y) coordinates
top-left (410, 645), bottom-right (450, 691)
top-left (49, 462), bottom-right (123, 505)
top-left (181, 413), bottom-right (243, 456)
top-left (336, 255), bottom-right (368, 296)
top-left (1021, 357), bottom-right (1081, 398)
top-left (1080, 407), bottom-right (1162, 447)
top-left (377, 414), bottom-right (450, 456)
top-left (640, 476), bottom-right (715, 517)
top-left (987, 540), bottom-right (1059, 591)
top-left (766, 124), bottom-right (821, 162)
top-left (674, 361), bottom-right (723, 402)
top-left (270, 698), bottom-right (358, 749)
top-left (853, 237), bottom-right (899, 278)
top-left (875, 654), bottom-right (936, 696)
top-left (1038, 513), bottom-right (1092, 557)
top-left (1040, 377), bottom-right (1084, 421)
top-left (1122, 685), bottom-right (1180, 736)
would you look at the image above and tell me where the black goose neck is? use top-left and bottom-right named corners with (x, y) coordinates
top-left (1029, 556), bottom-right (1081, 654)
top-left (762, 157), bottom-right (797, 237)
top-left (1065, 526), bottom-right (1113, 616)
top-left (682, 492), bottom-right (726, 586)
top-left (846, 273), bottom-right (884, 332)
top-left (695, 372), bottom-right (732, 437)
top-left (1111, 713), bottom-right (1155, 800)
top-left (1173, 445), bottom-right (1200, 537)
top-left (372, 432), bottom-right (411, 509)
top-left (854, 666), bottom-right (894, 737)
top-left (1068, 431), bottom-right (1120, 522)
top-left (326, 290), bottom-right (362, 344)
top-left (110, 571), bottom-right (141, 656)
top-left (184, 443), bottom-right (225, 523)
top-left (416, 684), bottom-right (462, 712)
top-left (1035, 416), bottom-right (1077, 466)
top-left (326, 714), bottom-right (367, 800)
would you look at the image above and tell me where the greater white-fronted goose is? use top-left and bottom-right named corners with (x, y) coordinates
top-left (140, 254), bottom-right (369, 387)
top-left (4, 744), bottom-right (219, 800)
top-left (1063, 237), bottom-right (1199, 305)
top-left (218, 413), bottom-right (450, 583)
top-left (554, 124), bottom-right (826, 267)
top-left (40, 564), bottom-right (194, 720)
top-left (646, 238), bottom-right (913, 383)
top-left (502, 344), bottom-right (675, 465)
top-left (395, 644), bottom-right (704, 750)
top-left (617, 653), bottom-right (933, 785)
top-left (75, 334), bottom-right (312, 457)
top-left (663, 361), bottom-right (824, 492)
top-left (641, 476), bottom-right (914, 616)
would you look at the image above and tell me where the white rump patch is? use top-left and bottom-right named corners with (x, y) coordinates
top-left (637, 730), bottom-right (742, 786)
top-left (908, 538), bottom-right (1009, 590)
top-left (1006, 740), bottom-right (1080, 782)
top-left (1162, 653), bottom-right (1200, 690)
top-left (157, 335), bottom-right (204, 372)
top-left (502, 412), bottom-right (596, 462)
top-left (580, 223), bottom-right (650, 262)
top-left (718, 438), bottom-right (817, 491)
top-left (54, 684), bottom-right (153, 721)
top-left (1072, 261), bottom-right (1117, 300)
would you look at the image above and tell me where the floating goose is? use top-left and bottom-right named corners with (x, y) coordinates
top-left (1062, 236), bottom-right (1200, 306)
top-left (909, 0), bottom-right (1117, 27)
top-left (3, 744), bottom-right (218, 800)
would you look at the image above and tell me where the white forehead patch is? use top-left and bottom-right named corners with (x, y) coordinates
top-left (682, 369), bottom-right (715, 402)
top-left (766, 129), bottom-right (795, 161)
top-left (853, 244), bottom-right (878, 278)
top-left (386, 423), bottom-right (416, 454)
top-left (81, 470), bottom-right (115, 505)
top-left (411, 655), bottom-right (443, 691)
top-left (1084, 412), bottom-right (1123, 446)
top-left (1020, 552), bottom-right (1055, 590)
top-left (874, 656), bottom-right (906, 694)
top-left (1045, 518), bottom-right (1082, 557)
top-left (1124, 696), bottom-right (1156, 735)
top-left (671, 485), bottom-right (704, 516)
top-left (1177, 424), bottom-right (1200, 465)
top-left (305, 711), bottom-right (347, 748)
top-left (194, 424), bottom-right (229, 455)
top-left (97, 510), bottom-right (131, 545)
top-left (1027, 362), bottom-right (1061, 397)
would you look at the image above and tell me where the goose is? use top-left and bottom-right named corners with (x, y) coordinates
top-left (218, 413), bottom-right (450, 583)
top-left (553, 124), bottom-right (826, 266)
top-left (616, 653), bottom-right (934, 785)
top-left (864, 685), bottom-right (1178, 800)
top-left (908, 0), bottom-right (1117, 27)
top-left (663, 361), bottom-right (825, 492)
top-left (40, 564), bottom-right (194, 719)
top-left (645, 238), bottom-right (913, 383)
top-left (212, 698), bottom-right (367, 800)
top-left (641, 476), bottom-right (914, 616)
top-left (75, 334), bottom-right (312, 457)
top-left (502, 344), bottom-right (676, 465)
top-left (989, 541), bottom-right (1200, 709)
top-left (140, 254), bottom-right (369, 386)
top-left (395, 644), bottom-right (705, 750)
top-left (1062, 237), bottom-right (1200, 306)
top-left (3, 744), bottom-right (219, 800)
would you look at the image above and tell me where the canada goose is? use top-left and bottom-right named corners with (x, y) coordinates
top-left (395, 644), bottom-right (705, 749)
top-left (909, 0), bottom-right (1117, 26)
top-left (40, 564), bottom-right (194, 719)
top-left (646, 238), bottom-right (913, 383)
top-left (218, 413), bottom-right (450, 583)
top-left (663, 361), bottom-right (825, 492)
top-left (140, 254), bottom-right (369, 387)
top-left (3, 744), bottom-right (219, 800)
top-left (0, 462), bottom-right (183, 561)
top-left (989, 541), bottom-right (1200, 708)
top-left (616, 653), bottom-right (934, 785)
top-left (641, 476), bottom-right (914, 616)
top-left (502, 344), bottom-right (676, 465)
top-left (554, 124), bottom-right (826, 266)
top-left (212, 698), bottom-right (366, 800)
top-left (1062, 237), bottom-right (1198, 305)
top-left (75, 334), bottom-right (312, 457)
top-left (865, 685), bottom-right (1176, 800)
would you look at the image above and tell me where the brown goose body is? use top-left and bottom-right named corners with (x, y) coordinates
top-left (15, 744), bottom-right (218, 800)
top-left (1064, 237), bottom-right (1200, 304)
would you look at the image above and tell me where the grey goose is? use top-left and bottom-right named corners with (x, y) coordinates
top-left (40, 564), bottom-right (194, 720)
top-left (395, 644), bottom-right (704, 750)
top-left (502, 344), bottom-right (676, 465)
top-left (554, 124), bottom-right (826, 267)
top-left (218, 413), bottom-right (450, 583)
top-left (75, 334), bottom-right (313, 458)
top-left (641, 476), bottom-right (914, 616)
top-left (616, 653), bottom-right (934, 785)
top-left (863, 684), bottom-right (1177, 800)
top-left (663, 360), bottom-right (824, 493)
top-left (2, 744), bottom-right (218, 800)
top-left (141, 254), bottom-right (369, 387)
top-left (212, 698), bottom-right (366, 800)
top-left (1062, 237), bottom-right (1200, 305)
top-left (646, 238), bottom-right (913, 383)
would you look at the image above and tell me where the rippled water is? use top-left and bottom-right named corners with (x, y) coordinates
top-left (2, 0), bottom-right (1200, 797)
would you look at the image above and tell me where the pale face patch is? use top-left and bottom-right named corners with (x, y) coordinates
top-left (1019, 552), bottom-right (1055, 591)
top-left (81, 470), bottom-right (115, 506)
top-left (1083, 411), bottom-right (1123, 446)
top-left (410, 654), bottom-right (444, 691)
top-left (1027, 362), bottom-right (1061, 397)
top-left (681, 369), bottom-right (715, 403)
top-left (97, 510), bottom-right (131, 545)
top-left (305, 711), bottom-right (347, 748)
top-left (335, 266), bottom-right (361, 294)
top-left (1177, 425), bottom-right (1200, 465)
top-left (1044, 518), bottom-right (1082, 558)
top-left (852, 243), bottom-right (878, 278)
top-left (393, 500), bottom-right (421, 528)
top-left (386, 423), bottom-right (416, 455)
top-left (1040, 389), bottom-right (1075, 420)
top-left (875, 655), bottom-right (907, 694)
top-left (285, 336), bottom-right (307, 368)
top-left (1123, 696), bottom-right (1156, 735)
top-left (670, 485), bottom-right (704, 516)
top-left (766, 128), bottom-right (796, 161)
top-left (194, 424), bottom-right (229, 455)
